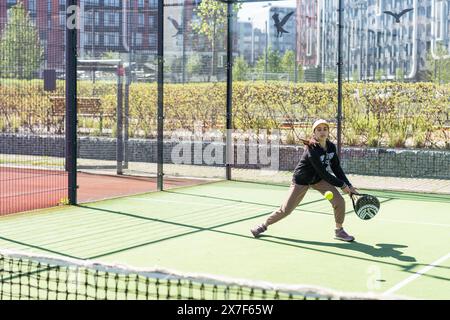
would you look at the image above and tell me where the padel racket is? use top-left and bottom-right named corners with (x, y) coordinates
top-left (350, 193), bottom-right (380, 220)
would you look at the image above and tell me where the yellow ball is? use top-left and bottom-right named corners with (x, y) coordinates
top-left (324, 191), bottom-right (334, 200)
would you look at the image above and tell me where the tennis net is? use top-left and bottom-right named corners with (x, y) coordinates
top-left (0, 249), bottom-right (405, 300)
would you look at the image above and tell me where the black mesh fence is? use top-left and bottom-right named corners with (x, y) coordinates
top-left (0, 1), bottom-right (67, 215)
top-left (228, 0), bottom-right (450, 185)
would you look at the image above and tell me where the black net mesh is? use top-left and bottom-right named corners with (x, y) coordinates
top-left (0, 249), bottom-right (398, 300)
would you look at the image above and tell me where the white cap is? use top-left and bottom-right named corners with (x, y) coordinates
top-left (312, 119), bottom-right (329, 132)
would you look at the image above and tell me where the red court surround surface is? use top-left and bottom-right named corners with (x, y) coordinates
top-left (1, 168), bottom-right (207, 215)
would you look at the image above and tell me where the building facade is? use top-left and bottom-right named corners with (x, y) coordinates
top-left (2, 0), bottom-right (449, 81)
top-left (297, 0), bottom-right (319, 67)
top-left (317, 0), bottom-right (450, 80)
top-left (0, 0), bottom-right (231, 80)
top-left (0, 0), bottom-right (67, 69)
top-left (236, 20), bottom-right (266, 65)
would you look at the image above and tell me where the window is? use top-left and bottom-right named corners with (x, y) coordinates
top-left (29, 0), bottom-right (37, 14)
top-left (218, 54), bottom-right (226, 68)
top-left (138, 14), bottom-right (145, 27)
top-left (134, 33), bottom-right (143, 46)
top-left (435, 1), bottom-right (445, 40)
top-left (418, 6), bottom-right (425, 16)
top-left (59, 12), bottom-right (66, 26)
top-left (96, 33), bottom-right (102, 45)
top-left (138, 0), bottom-right (145, 8)
top-left (86, 33), bottom-right (94, 45)
top-left (104, 0), bottom-right (119, 7)
top-left (105, 12), bottom-right (120, 27)
top-left (85, 11), bottom-right (100, 26)
top-left (105, 32), bottom-right (119, 46)
top-left (149, 16), bottom-right (155, 28)
top-left (149, 33), bottom-right (156, 47)
top-left (85, 32), bottom-right (103, 46)
top-left (85, 12), bottom-right (93, 25)
top-left (149, 0), bottom-right (157, 8)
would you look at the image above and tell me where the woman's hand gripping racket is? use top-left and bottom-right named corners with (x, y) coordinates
top-left (350, 192), bottom-right (381, 220)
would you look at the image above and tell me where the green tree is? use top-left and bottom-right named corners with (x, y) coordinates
top-left (281, 50), bottom-right (295, 81)
top-left (0, 3), bottom-right (44, 79)
top-left (352, 69), bottom-right (359, 82)
top-left (375, 69), bottom-right (384, 81)
top-left (186, 53), bottom-right (202, 80)
top-left (254, 47), bottom-right (283, 78)
top-left (425, 43), bottom-right (450, 84)
top-left (395, 67), bottom-right (404, 82)
top-left (297, 64), bottom-right (304, 82)
top-left (233, 56), bottom-right (249, 81)
top-left (102, 51), bottom-right (120, 60)
top-left (325, 69), bottom-right (335, 83)
top-left (191, 0), bottom-right (241, 80)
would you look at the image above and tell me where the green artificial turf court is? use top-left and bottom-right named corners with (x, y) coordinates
top-left (0, 180), bottom-right (449, 299)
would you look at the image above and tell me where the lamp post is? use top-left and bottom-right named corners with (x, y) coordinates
top-left (294, 14), bottom-right (298, 83)
top-left (358, 18), bottom-right (363, 80)
top-left (181, 6), bottom-right (186, 83)
top-left (367, 28), bottom-right (381, 81)
top-left (263, 3), bottom-right (272, 82)
top-left (248, 17), bottom-right (254, 65)
top-left (347, 22), bottom-right (351, 81)
top-left (265, 20), bottom-right (268, 81)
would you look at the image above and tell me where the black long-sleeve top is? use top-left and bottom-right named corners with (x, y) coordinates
top-left (292, 140), bottom-right (352, 188)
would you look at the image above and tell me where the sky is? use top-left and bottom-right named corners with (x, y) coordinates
top-left (237, 0), bottom-right (296, 30)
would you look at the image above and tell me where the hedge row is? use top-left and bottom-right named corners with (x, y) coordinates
top-left (0, 80), bottom-right (448, 148)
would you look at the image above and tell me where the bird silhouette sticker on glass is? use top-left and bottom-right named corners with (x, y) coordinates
top-left (167, 16), bottom-right (183, 37)
top-left (383, 8), bottom-right (413, 23)
top-left (272, 11), bottom-right (294, 38)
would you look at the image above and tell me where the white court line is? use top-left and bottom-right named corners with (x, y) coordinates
top-left (382, 252), bottom-right (450, 296)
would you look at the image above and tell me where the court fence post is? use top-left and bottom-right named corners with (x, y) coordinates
top-left (117, 61), bottom-right (124, 175)
top-left (157, 0), bottom-right (164, 191)
top-left (337, 0), bottom-right (344, 157)
top-left (66, 0), bottom-right (77, 205)
top-left (226, 1), bottom-right (233, 180)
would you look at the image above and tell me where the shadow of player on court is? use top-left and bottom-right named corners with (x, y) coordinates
top-left (259, 235), bottom-right (417, 262)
